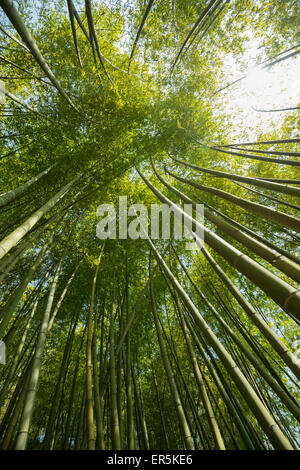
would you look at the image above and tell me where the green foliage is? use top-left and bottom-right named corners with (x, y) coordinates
top-left (0, 0), bottom-right (299, 451)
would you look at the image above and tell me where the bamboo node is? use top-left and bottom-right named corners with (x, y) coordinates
top-left (283, 290), bottom-right (300, 311)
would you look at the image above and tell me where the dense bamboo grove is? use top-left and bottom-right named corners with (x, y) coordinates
top-left (0, 0), bottom-right (299, 451)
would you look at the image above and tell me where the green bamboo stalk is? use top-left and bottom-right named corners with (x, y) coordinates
top-left (0, 295), bottom-right (40, 410)
top-left (0, 240), bottom-right (50, 339)
top-left (4, 89), bottom-right (55, 122)
top-left (66, 0), bottom-right (82, 67)
top-left (62, 326), bottom-right (86, 449)
top-left (166, 168), bottom-right (300, 233)
top-left (1, 0), bottom-right (82, 114)
top-left (153, 164), bottom-right (300, 283)
top-left (169, 154), bottom-right (300, 198)
top-left (170, 0), bottom-right (218, 76)
top-left (109, 302), bottom-right (121, 449)
top-left (92, 305), bottom-right (105, 449)
top-left (199, 246), bottom-right (300, 380)
top-left (14, 257), bottom-right (63, 449)
top-left (137, 167), bottom-right (300, 322)
top-left (175, 293), bottom-right (226, 449)
top-left (86, 246), bottom-right (104, 449)
top-left (128, 0), bottom-right (155, 72)
top-left (85, 0), bottom-right (113, 84)
top-left (0, 164), bottom-right (55, 208)
top-left (149, 270), bottom-right (195, 450)
top-left (125, 277), bottom-right (135, 449)
top-left (0, 174), bottom-right (81, 260)
top-left (43, 312), bottom-right (78, 448)
top-left (177, 257), bottom-right (300, 421)
top-left (48, 261), bottom-right (82, 331)
top-left (147, 237), bottom-right (294, 449)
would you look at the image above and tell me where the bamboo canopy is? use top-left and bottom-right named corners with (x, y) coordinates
top-left (0, 0), bottom-right (299, 452)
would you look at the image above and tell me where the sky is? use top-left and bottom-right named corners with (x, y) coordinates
top-left (212, 35), bottom-right (300, 142)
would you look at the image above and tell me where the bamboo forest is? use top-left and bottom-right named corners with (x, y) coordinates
top-left (0, 0), bottom-right (299, 453)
